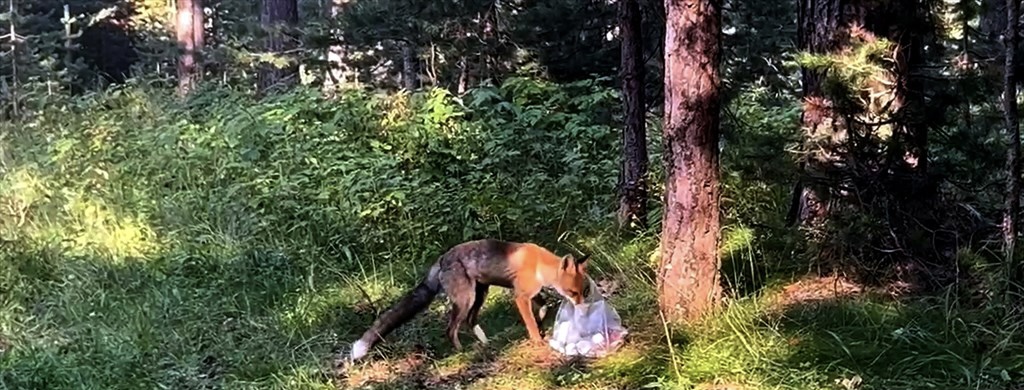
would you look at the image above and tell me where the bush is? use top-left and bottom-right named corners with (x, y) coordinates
top-left (1, 77), bottom-right (621, 267)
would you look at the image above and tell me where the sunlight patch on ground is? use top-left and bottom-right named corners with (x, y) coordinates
top-left (0, 166), bottom-right (48, 233)
top-left (62, 193), bottom-right (161, 261)
top-left (0, 167), bottom-right (162, 262)
top-left (765, 274), bottom-right (892, 312)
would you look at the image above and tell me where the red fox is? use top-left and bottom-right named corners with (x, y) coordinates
top-left (349, 239), bottom-right (590, 361)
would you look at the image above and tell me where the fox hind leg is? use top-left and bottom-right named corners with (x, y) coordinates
top-left (441, 268), bottom-right (475, 351)
top-left (466, 284), bottom-right (490, 345)
top-left (445, 290), bottom-right (474, 350)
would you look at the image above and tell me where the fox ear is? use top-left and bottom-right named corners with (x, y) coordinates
top-left (561, 255), bottom-right (574, 270)
top-left (575, 254), bottom-right (590, 266)
top-left (576, 254), bottom-right (589, 271)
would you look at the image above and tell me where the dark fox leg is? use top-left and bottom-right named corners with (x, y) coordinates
top-left (440, 263), bottom-right (475, 351)
top-left (445, 288), bottom-right (474, 350)
top-left (466, 284), bottom-right (490, 344)
top-left (532, 294), bottom-right (550, 332)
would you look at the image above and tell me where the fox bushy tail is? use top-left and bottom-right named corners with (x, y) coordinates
top-left (349, 263), bottom-right (442, 361)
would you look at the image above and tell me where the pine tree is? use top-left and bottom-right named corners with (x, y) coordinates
top-left (658, 0), bottom-right (722, 322)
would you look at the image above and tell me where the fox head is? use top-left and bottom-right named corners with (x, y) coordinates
top-left (555, 254), bottom-right (590, 305)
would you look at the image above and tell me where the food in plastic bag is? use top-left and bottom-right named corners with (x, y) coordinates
top-left (547, 276), bottom-right (627, 357)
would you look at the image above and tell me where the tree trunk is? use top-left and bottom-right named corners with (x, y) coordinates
top-left (617, 0), bottom-right (649, 230)
top-left (961, 0), bottom-right (974, 134)
top-left (257, 0), bottom-right (299, 94)
top-left (176, 0), bottom-right (202, 96)
top-left (790, 0), bottom-right (933, 225)
top-left (982, 0), bottom-right (1007, 43)
top-left (192, 0), bottom-right (204, 79)
top-left (401, 41), bottom-right (420, 90)
top-left (789, 0), bottom-right (842, 226)
top-left (323, 0), bottom-right (347, 95)
top-left (982, 0), bottom-right (1016, 86)
top-left (658, 0), bottom-right (723, 323)
top-left (1003, 0), bottom-right (1021, 270)
top-left (886, 1), bottom-right (930, 188)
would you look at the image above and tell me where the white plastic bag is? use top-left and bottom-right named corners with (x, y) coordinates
top-left (547, 277), bottom-right (627, 357)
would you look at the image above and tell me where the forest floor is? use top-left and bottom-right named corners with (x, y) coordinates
top-left (5, 236), bottom-right (1023, 390)
top-left (333, 269), bottom-right (1015, 390)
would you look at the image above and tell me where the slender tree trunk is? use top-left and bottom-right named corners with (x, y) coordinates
top-left (257, 0), bottom-right (299, 94)
top-left (658, 0), bottom-right (722, 323)
top-left (618, 0), bottom-right (649, 230)
top-left (323, 0), bottom-right (347, 95)
top-left (962, 0), bottom-right (974, 134)
top-left (458, 57), bottom-right (468, 94)
top-left (192, 0), bottom-right (204, 79)
top-left (1003, 0), bottom-right (1020, 271)
top-left (401, 41), bottom-right (420, 90)
top-left (176, 0), bottom-right (200, 96)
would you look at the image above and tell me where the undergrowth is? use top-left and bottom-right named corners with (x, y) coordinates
top-left (1, 79), bottom-right (1022, 389)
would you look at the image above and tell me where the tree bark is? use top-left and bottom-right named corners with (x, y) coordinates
top-left (982, 0), bottom-right (1007, 43)
top-left (789, 0), bottom-right (933, 226)
top-left (886, 1), bottom-right (930, 184)
top-left (789, 0), bottom-right (842, 226)
top-left (617, 0), bottom-right (649, 230)
top-left (401, 41), bottom-right (421, 90)
top-left (658, 0), bottom-right (723, 323)
top-left (1003, 0), bottom-right (1020, 269)
top-left (257, 0), bottom-right (299, 94)
top-left (323, 0), bottom-right (347, 95)
top-left (176, 0), bottom-right (202, 96)
top-left (192, 0), bottom-right (204, 78)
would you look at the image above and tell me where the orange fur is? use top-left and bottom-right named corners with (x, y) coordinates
top-left (505, 243), bottom-right (589, 343)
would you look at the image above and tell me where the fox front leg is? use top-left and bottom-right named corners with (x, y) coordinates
top-left (514, 294), bottom-right (545, 343)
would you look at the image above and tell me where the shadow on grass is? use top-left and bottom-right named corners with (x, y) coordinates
top-left (0, 236), bottom-right (396, 389)
top-left (746, 294), bottom-right (1023, 390)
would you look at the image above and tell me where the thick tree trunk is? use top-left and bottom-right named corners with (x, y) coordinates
top-left (790, 0), bottom-right (932, 226)
top-left (176, 0), bottom-right (202, 96)
top-left (658, 0), bottom-right (723, 323)
top-left (797, 0), bottom-right (840, 98)
top-left (887, 1), bottom-right (930, 186)
top-left (1003, 0), bottom-right (1020, 268)
top-left (257, 0), bottom-right (299, 94)
top-left (323, 0), bottom-right (347, 95)
top-left (790, 0), bottom-right (843, 226)
top-left (617, 0), bottom-right (649, 230)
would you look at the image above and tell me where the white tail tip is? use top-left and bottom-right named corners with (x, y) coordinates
top-left (350, 339), bottom-right (369, 361)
